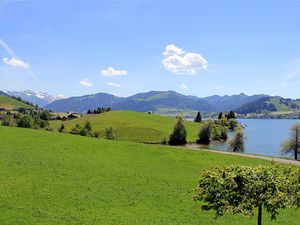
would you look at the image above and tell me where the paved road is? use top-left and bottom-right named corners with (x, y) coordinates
top-left (182, 144), bottom-right (300, 167)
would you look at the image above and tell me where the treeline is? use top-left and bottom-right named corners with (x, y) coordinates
top-left (168, 110), bottom-right (244, 152)
top-left (58, 121), bottom-right (115, 140)
top-left (87, 107), bottom-right (112, 114)
top-left (1, 109), bottom-right (52, 130)
top-left (11, 95), bottom-right (37, 108)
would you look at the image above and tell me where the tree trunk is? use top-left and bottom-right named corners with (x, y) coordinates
top-left (257, 204), bottom-right (262, 225)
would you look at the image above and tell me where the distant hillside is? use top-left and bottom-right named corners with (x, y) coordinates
top-left (46, 91), bottom-right (269, 113)
top-left (113, 91), bottom-right (217, 112)
top-left (7, 90), bottom-right (64, 107)
top-left (0, 95), bottom-right (34, 109)
top-left (46, 93), bottom-right (124, 112)
top-left (203, 93), bottom-right (268, 111)
top-left (235, 97), bottom-right (300, 114)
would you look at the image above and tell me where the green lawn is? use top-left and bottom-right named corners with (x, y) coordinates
top-left (0, 126), bottom-right (298, 225)
top-left (50, 110), bottom-right (201, 143)
top-left (0, 95), bottom-right (33, 109)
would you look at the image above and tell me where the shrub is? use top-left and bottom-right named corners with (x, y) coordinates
top-left (17, 115), bottom-right (33, 128)
top-left (58, 124), bottom-right (65, 133)
top-left (45, 126), bottom-right (54, 131)
top-left (168, 117), bottom-right (187, 145)
top-left (197, 123), bottom-right (211, 144)
top-left (227, 126), bottom-right (245, 152)
top-left (1, 115), bottom-right (12, 126)
top-left (104, 127), bottom-right (115, 140)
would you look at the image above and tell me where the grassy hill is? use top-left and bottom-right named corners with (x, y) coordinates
top-left (0, 126), bottom-right (298, 224)
top-left (50, 110), bottom-right (201, 143)
top-left (0, 95), bottom-right (34, 109)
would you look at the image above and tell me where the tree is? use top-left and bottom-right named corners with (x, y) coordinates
top-left (227, 126), bottom-right (245, 152)
top-left (168, 117), bottom-right (187, 145)
top-left (197, 123), bottom-right (211, 144)
top-left (218, 112), bottom-right (223, 120)
top-left (87, 109), bottom-right (92, 114)
top-left (281, 123), bottom-right (300, 160)
top-left (104, 127), bottom-right (115, 140)
top-left (1, 115), bottom-right (11, 126)
top-left (84, 121), bottom-right (92, 131)
top-left (58, 124), bottom-right (65, 132)
top-left (229, 110), bottom-right (236, 119)
top-left (194, 112), bottom-right (202, 123)
top-left (39, 110), bottom-right (51, 120)
top-left (194, 164), bottom-right (300, 225)
top-left (17, 115), bottom-right (33, 128)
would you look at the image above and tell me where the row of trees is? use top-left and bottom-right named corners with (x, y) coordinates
top-left (59, 121), bottom-right (115, 140)
top-left (87, 107), bottom-right (112, 114)
top-left (168, 116), bottom-right (244, 152)
top-left (1, 110), bottom-right (51, 129)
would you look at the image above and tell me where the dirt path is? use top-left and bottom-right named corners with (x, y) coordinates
top-left (181, 144), bottom-right (300, 166)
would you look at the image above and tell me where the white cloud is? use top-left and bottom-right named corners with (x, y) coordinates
top-left (79, 79), bottom-right (93, 87)
top-left (107, 82), bottom-right (121, 88)
top-left (180, 83), bottom-right (188, 91)
top-left (162, 44), bottom-right (208, 75)
top-left (101, 67), bottom-right (128, 77)
top-left (3, 57), bottom-right (29, 68)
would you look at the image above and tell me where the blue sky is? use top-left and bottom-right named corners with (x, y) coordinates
top-left (1, 1), bottom-right (300, 98)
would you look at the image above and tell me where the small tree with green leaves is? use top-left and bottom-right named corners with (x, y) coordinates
top-left (168, 117), bottom-right (187, 145)
top-left (104, 127), bottom-right (115, 140)
top-left (281, 123), bottom-right (300, 160)
top-left (227, 126), bottom-right (245, 152)
top-left (194, 164), bottom-right (300, 225)
top-left (84, 121), bottom-right (92, 132)
top-left (17, 115), bottom-right (33, 128)
top-left (194, 112), bottom-right (202, 123)
top-left (58, 124), bottom-right (65, 133)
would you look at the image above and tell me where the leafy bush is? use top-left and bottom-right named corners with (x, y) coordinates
top-left (17, 115), bottom-right (33, 128)
top-left (1, 115), bottom-right (12, 126)
top-left (104, 127), bottom-right (115, 140)
top-left (168, 117), bottom-right (187, 145)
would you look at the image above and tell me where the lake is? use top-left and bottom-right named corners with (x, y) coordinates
top-left (189, 119), bottom-right (300, 157)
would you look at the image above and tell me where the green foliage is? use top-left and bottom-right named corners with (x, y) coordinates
top-left (84, 121), bottom-right (92, 131)
top-left (104, 127), bottom-right (115, 140)
top-left (197, 121), bottom-right (228, 144)
top-left (45, 126), bottom-right (54, 131)
top-left (228, 119), bottom-right (239, 130)
top-left (218, 112), bottom-right (223, 120)
top-left (39, 110), bottom-right (51, 120)
top-left (194, 111), bottom-right (202, 122)
top-left (227, 126), bottom-right (245, 152)
top-left (58, 123), bottom-right (65, 133)
top-left (1, 115), bottom-right (12, 126)
top-left (168, 117), bottom-right (187, 145)
top-left (194, 164), bottom-right (300, 225)
top-left (17, 114), bottom-right (34, 128)
top-left (281, 123), bottom-right (300, 160)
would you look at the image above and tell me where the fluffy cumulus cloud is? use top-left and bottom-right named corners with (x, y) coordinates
top-left (3, 57), bottom-right (29, 68)
top-left (107, 82), bottom-right (121, 88)
top-left (162, 44), bottom-right (207, 75)
top-left (180, 83), bottom-right (188, 91)
top-left (79, 79), bottom-right (93, 87)
top-left (101, 67), bottom-right (128, 77)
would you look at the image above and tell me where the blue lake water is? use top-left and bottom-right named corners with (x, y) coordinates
top-left (194, 119), bottom-right (300, 157)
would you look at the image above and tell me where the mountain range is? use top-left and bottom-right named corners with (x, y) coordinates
top-left (4, 90), bottom-right (300, 115)
top-left (44, 90), bottom-right (268, 114)
top-left (5, 90), bottom-right (65, 107)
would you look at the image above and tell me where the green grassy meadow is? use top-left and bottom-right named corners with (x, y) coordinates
top-left (0, 126), bottom-right (299, 225)
top-left (50, 110), bottom-right (201, 143)
top-left (0, 95), bottom-right (34, 109)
